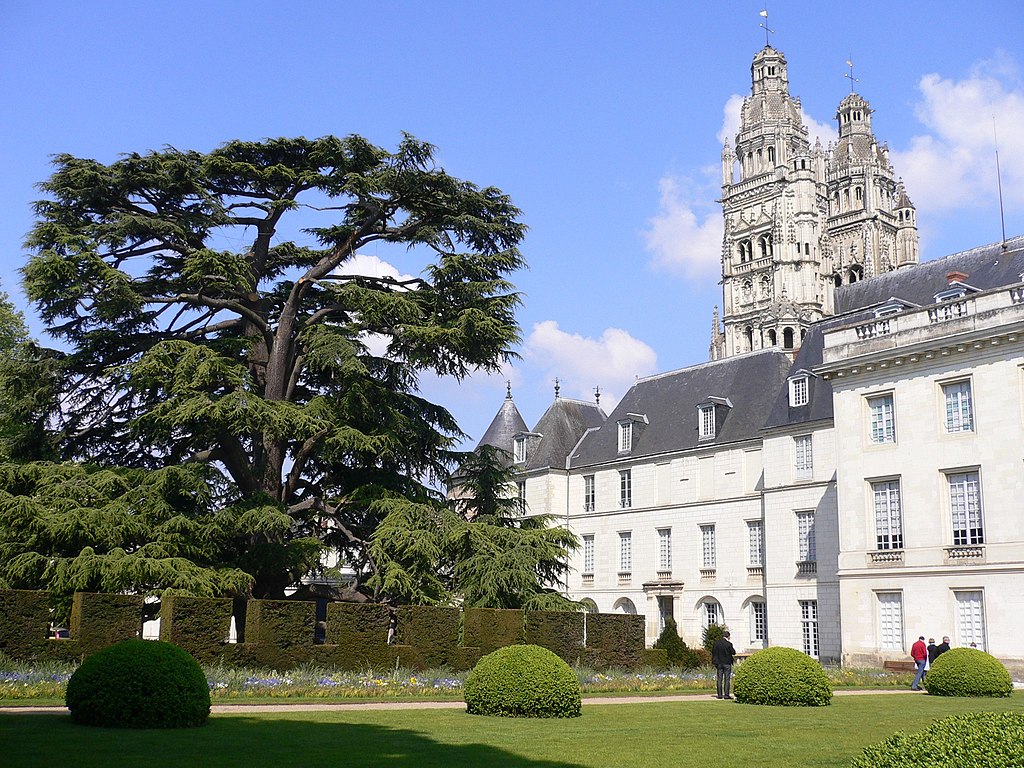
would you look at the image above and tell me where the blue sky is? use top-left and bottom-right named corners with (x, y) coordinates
top-left (2, 1), bottom-right (1023, 452)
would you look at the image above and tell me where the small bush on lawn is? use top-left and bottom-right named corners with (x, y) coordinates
top-left (702, 622), bottom-right (728, 655)
top-left (923, 647), bottom-right (1012, 697)
top-left (65, 639), bottom-right (210, 728)
top-left (732, 646), bottom-right (832, 706)
top-left (464, 644), bottom-right (581, 718)
top-left (849, 711), bottom-right (1024, 768)
top-left (653, 618), bottom-right (702, 669)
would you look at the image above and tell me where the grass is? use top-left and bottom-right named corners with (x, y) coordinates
top-left (3, 694), bottom-right (1023, 768)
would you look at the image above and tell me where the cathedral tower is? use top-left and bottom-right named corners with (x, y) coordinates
top-left (714, 46), bottom-right (919, 359)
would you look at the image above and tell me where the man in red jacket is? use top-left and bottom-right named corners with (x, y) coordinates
top-left (910, 635), bottom-right (928, 690)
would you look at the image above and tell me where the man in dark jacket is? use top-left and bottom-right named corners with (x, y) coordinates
top-left (712, 630), bottom-right (737, 699)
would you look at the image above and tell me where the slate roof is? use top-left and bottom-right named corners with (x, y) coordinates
top-left (475, 394), bottom-right (528, 459)
top-left (524, 398), bottom-right (607, 472)
top-left (834, 236), bottom-right (1024, 314)
top-left (569, 349), bottom-right (794, 468)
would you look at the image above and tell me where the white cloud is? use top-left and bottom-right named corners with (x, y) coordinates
top-left (643, 175), bottom-right (723, 281)
top-left (340, 252), bottom-right (418, 284)
top-left (716, 94), bottom-right (744, 146)
top-left (801, 108), bottom-right (838, 148)
top-left (523, 320), bottom-right (658, 409)
top-left (892, 53), bottom-right (1024, 213)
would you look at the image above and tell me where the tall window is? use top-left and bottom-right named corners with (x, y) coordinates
top-left (699, 405), bottom-right (716, 439)
top-left (943, 380), bottom-right (974, 432)
top-left (873, 480), bottom-right (903, 550)
top-left (704, 600), bottom-right (719, 628)
top-left (800, 600), bottom-right (819, 658)
top-left (513, 436), bottom-right (527, 463)
top-left (618, 421), bottom-right (633, 452)
top-left (956, 591), bottom-right (985, 649)
top-left (516, 480), bottom-right (526, 503)
top-left (701, 524), bottom-right (716, 569)
top-left (583, 475), bottom-right (595, 512)
top-left (877, 592), bottom-right (904, 650)
top-left (582, 535), bottom-right (595, 574)
top-left (750, 601), bottom-right (767, 643)
top-left (797, 511), bottom-right (816, 562)
top-left (948, 471), bottom-right (984, 545)
top-left (794, 434), bottom-right (813, 480)
top-left (657, 528), bottom-right (672, 571)
top-left (747, 520), bottom-right (764, 567)
top-left (619, 469), bottom-right (632, 509)
top-left (618, 531), bottom-right (632, 573)
top-left (868, 394), bottom-right (896, 443)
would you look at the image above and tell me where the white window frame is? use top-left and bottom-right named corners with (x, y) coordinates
top-left (747, 520), bottom-right (764, 567)
top-left (657, 528), bottom-right (672, 571)
top-left (867, 393), bottom-right (896, 444)
top-left (948, 471), bottom-right (984, 545)
top-left (955, 590), bottom-right (985, 649)
top-left (877, 592), bottom-right (904, 651)
top-left (701, 524), bottom-right (716, 569)
top-left (794, 434), bottom-right (813, 480)
top-left (872, 479), bottom-right (903, 550)
top-left (942, 379), bottom-right (974, 433)
top-left (516, 480), bottom-right (526, 502)
top-left (703, 600), bottom-right (720, 629)
top-left (513, 436), bottom-right (527, 464)
top-left (698, 405), bottom-right (716, 439)
top-left (796, 511), bottom-right (816, 562)
top-left (583, 475), bottom-right (595, 512)
top-left (789, 376), bottom-right (809, 407)
top-left (582, 534), bottom-right (595, 574)
top-left (619, 469), bottom-right (632, 509)
top-left (618, 531), bottom-right (632, 574)
top-left (750, 600), bottom-right (767, 644)
top-left (800, 600), bottom-right (819, 658)
top-left (618, 420), bottom-right (633, 452)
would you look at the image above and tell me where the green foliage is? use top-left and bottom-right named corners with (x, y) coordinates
top-left (243, 599), bottom-right (316, 670)
top-left (702, 622), bottom-right (727, 655)
top-left (923, 647), bottom-right (1013, 697)
top-left (70, 592), bottom-right (145, 656)
top-left (525, 610), bottom-right (584, 664)
top-left (17, 134), bottom-right (526, 602)
top-left (462, 608), bottom-right (525, 655)
top-left (65, 638), bottom-right (210, 728)
top-left (395, 605), bottom-right (461, 669)
top-left (0, 590), bottom-right (51, 660)
top-left (584, 613), bottom-right (646, 669)
top-left (733, 646), bottom-right (833, 706)
top-left (159, 595), bottom-right (234, 664)
top-left (653, 618), bottom-right (702, 669)
top-left (464, 644), bottom-right (581, 718)
top-left (849, 711), bottom-right (1024, 768)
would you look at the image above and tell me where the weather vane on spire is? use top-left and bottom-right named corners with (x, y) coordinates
top-left (844, 56), bottom-right (860, 92)
top-left (759, 8), bottom-right (774, 46)
top-left (553, 377), bottom-right (560, 399)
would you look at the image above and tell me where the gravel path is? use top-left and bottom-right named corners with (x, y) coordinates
top-left (0, 688), bottom-right (922, 715)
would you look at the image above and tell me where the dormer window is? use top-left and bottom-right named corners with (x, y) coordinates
top-left (513, 436), bottom-right (528, 464)
top-left (789, 376), bottom-right (809, 407)
top-left (699, 405), bottom-right (715, 439)
top-left (618, 421), bottom-right (633, 452)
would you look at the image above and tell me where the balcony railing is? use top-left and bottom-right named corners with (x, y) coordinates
top-left (854, 318), bottom-right (891, 339)
top-left (868, 550), bottom-right (904, 566)
top-left (617, 572), bottom-right (632, 586)
top-left (928, 300), bottom-right (969, 323)
top-left (656, 570), bottom-right (673, 581)
top-left (746, 565), bottom-right (764, 578)
top-left (699, 568), bottom-right (716, 580)
top-left (796, 560), bottom-right (817, 576)
top-left (944, 545), bottom-right (985, 563)
top-left (581, 573), bottom-right (594, 587)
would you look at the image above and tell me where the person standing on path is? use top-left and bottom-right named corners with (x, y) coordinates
top-left (910, 636), bottom-right (928, 690)
top-left (712, 631), bottom-right (737, 699)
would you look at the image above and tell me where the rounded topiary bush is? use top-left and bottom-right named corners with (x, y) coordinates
top-left (923, 647), bottom-right (1013, 697)
top-left (849, 711), bottom-right (1024, 768)
top-left (732, 646), bottom-right (832, 706)
top-left (464, 644), bottom-right (581, 718)
top-left (66, 639), bottom-right (210, 728)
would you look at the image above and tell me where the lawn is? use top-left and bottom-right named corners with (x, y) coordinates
top-left (3, 694), bottom-right (1022, 768)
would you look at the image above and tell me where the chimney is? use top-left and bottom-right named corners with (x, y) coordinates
top-left (946, 271), bottom-right (968, 284)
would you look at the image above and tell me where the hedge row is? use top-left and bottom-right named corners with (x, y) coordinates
top-left (0, 589), bottom-right (649, 671)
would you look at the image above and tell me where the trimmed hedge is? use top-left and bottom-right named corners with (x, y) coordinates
top-left (243, 599), bottom-right (315, 670)
top-left (159, 595), bottom-right (233, 664)
top-left (465, 644), bottom-right (581, 718)
top-left (71, 592), bottom-right (144, 656)
top-left (849, 711), bottom-right (1024, 768)
top-left (584, 613), bottom-right (645, 669)
top-left (923, 647), bottom-right (1013, 697)
top-left (396, 605), bottom-right (460, 668)
top-left (733, 646), bottom-right (832, 706)
top-left (320, 602), bottom-right (393, 670)
top-left (0, 590), bottom-right (51, 660)
top-left (65, 639), bottom-right (210, 728)
top-left (463, 608), bottom-right (525, 655)
top-left (525, 610), bottom-right (584, 664)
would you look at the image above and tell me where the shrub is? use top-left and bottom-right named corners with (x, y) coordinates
top-left (923, 647), bottom-right (1012, 697)
top-left (653, 618), bottom-right (701, 669)
top-left (464, 644), bottom-right (581, 718)
top-left (702, 622), bottom-right (728, 655)
top-left (732, 646), bottom-right (832, 706)
top-left (65, 639), bottom-right (210, 728)
top-left (849, 711), bottom-right (1024, 768)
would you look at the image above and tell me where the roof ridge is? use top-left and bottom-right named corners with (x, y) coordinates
top-left (636, 348), bottom-right (788, 384)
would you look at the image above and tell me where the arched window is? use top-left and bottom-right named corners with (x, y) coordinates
top-left (767, 329), bottom-right (777, 346)
top-left (701, 599), bottom-right (723, 629)
top-left (849, 264), bottom-right (863, 283)
top-left (800, 329), bottom-right (807, 341)
top-left (767, 146), bottom-right (775, 163)
top-left (613, 598), bottom-right (637, 615)
top-left (579, 599), bottom-right (599, 614)
top-left (758, 233), bottom-right (772, 259)
top-left (783, 328), bottom-right (795, 349)
top-left (745, 326), bottom-right (754, 351)
top-left (855, 186), bottom-right (863, 202)
top-left (833, 273), bottom-right (843, 288)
